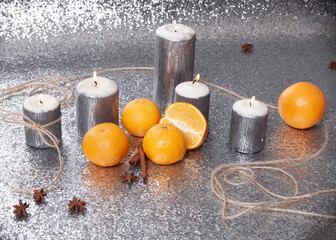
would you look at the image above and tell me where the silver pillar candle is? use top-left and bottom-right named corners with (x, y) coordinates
top-left (229, 97), bottom-right (268, 154)
top-left (153, 23), bottom-right (196, 111)
top-left (174, 74), bottom-right (210, 121)
top-left (23, 94), bottom-right (61, 148)
top-left (76, 72), bottom-right (119, 138)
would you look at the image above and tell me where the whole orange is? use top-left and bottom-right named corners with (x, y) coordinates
top-left (278, 82), bottom-right (326, 129)
top-left (143, 123), bottom-right (186, 165)
top-left (82, 123), bottom-right (129, 167)
top-left (121, 99), bottom-right (161, 137)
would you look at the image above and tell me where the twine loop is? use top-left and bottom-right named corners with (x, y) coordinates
top-left (199, 77), bottom-right (336, 219)
top-left (223, 167), bottom-right (255, 186)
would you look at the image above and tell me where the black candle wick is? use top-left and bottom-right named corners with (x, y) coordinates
top-left (94, 81), bottom-right (97, 86)
top-left (249, 101), bottom-right (252, 106)
top-left (39, 100), bottom-right (43, 104)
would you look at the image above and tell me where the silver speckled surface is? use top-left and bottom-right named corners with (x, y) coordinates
top-left (1, 1), bottom-right (336, 239)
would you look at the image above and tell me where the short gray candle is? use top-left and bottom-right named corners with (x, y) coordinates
top-left (23, 94), bottom-right (61, 148)
top-left (229, 97), bottom-right (268, 154)
top-left (153, 23), bottom-right (196, 111)
top-left (174, 74), bottom-right (210, 121)
top-left (76, 72), bottom-right (119, 138)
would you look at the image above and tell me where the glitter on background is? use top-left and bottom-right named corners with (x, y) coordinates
top-left (1, 0), bottom-right (336, 42)
top-left (0, 1), bottom-right (336, 239)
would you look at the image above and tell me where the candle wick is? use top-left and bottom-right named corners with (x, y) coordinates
top-left (192, 79), bottom-right (196, 84)
top-left (94, 81), bottom-right (97, 86)
top-left (39, 100), bottom-right (43, 104)
top-left (249, 101), bottom-right (252, 106)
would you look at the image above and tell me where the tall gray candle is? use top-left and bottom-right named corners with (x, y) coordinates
top-left (153, 23), bottom-right (196, 111)
top-left (23, 94), bottom-right (61, 148)
top-left (229, 96), bottom-right (268, 154)
top-left (76, 71), bottom-right (119, 138)
top-left (174, 74), bottom-right (210, 121)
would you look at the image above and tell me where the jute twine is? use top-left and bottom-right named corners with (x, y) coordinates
top-left (1, 67), bottom-right (335, 220)
top-left (0, 75), bottom-right (73, 192)
top-left (200, 78), bottom-right (336, 220)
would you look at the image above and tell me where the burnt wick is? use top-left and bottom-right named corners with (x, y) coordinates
top-left (39, 100), bottom-right (43, 104)
top-left (94, 81), bottom-right (97, 86)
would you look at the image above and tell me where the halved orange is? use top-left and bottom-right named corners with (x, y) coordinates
top-left (159, 102), bottom-right (208, 150)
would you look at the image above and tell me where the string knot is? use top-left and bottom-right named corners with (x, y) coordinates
top-left (31, 123), bottom-right (42, 130)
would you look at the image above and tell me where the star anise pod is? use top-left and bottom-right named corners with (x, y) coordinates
top-left (33, 189), bottom-right (47, 203)
top-left (328, 61), bottom-right (336, 69)
top-left (241, 43), bottom-right (254, 53)
top-left (121, 171), bottom-right (139, 184)
top-left (13, 200), bottom-right (29, 217)
top-left (68, 195), bottom-right (86, 213)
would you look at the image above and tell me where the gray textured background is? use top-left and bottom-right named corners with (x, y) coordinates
top-left (0, 0), bottom-right (336, 239)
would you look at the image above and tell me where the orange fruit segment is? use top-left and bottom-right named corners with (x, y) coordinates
top-left (82, 123), bottom-right (129, 167)
top-left (143, 123), bottom-right (186, 165)
top-left (159, 102), bottom-right (208, 150)
top-left (278, 82), bottom-right (326, 129)
top-left (121, 99), bottom-right (161, 137)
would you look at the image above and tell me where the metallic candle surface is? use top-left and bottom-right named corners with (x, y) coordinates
top-left (174, 75), bottom-right (210, 121)
top-left (229, 97), bottom-right (269, 154)
top-left (76, 73), bottom-right (119, 138)
top-left (23, 94), bottom-right (61, 148)
top-left (153, 23), bottom-right (196, 111)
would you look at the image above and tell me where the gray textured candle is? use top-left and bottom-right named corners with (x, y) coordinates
top-left (23, 94), bottom-right (61, 148)
top-left (229, 97), bottom-right (268, 154)
top-left (174, 75), bottom-right (210, 121)
top-left (153, 23), bottom-right (196, 111)
top-left (76, 72), bottom-right (119, 138)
